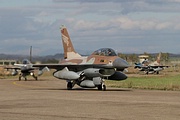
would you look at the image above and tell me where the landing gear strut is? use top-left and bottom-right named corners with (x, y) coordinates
top-left (67, 82), bottom-right (73, 90)
top-left (31, 72), bottom-right (38, 80)
top-left (19, 74), bottom-right (26, 81)
top-left (33, 75), bottom-right (38, 80)
top-left (19, 75), bottom-right (27, 81)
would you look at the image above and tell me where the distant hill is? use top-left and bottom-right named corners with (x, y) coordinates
top-left (123, 53), bottom-right (180, 58)
top-left (0, 53), bottom-right (64, 63)
top-left (1, 53), bottom-right (180, 63)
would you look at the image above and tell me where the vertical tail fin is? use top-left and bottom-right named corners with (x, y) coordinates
top-left (60, 25), bottom-right (82, 59)
top-left (151, 52), bottom-right (161, 66)
top-left (156, 52), bottom-right (161, 64)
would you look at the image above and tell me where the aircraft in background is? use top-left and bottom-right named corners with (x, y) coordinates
top-left (33, 25), bottom-right (129, 91)
top-left (134, 53), bottom-right (169, 74)
top-left (6, 59), bottom-right (49, 81)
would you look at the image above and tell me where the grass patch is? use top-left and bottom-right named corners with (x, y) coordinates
top-left (106, 74), bottom-right (180, 91)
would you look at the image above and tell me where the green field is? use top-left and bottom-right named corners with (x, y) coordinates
top-left (106, 73), bottom-right (180, 91)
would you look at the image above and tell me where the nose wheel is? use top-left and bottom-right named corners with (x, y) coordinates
top-left (97, 79), bottom-right (106, 91)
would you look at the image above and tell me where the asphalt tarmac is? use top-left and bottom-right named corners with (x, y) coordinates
top-left (0, 76), bottom-right (180, 120)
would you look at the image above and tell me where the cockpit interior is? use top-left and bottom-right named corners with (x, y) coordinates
top-left (92, 48), bottom-right (117, 56)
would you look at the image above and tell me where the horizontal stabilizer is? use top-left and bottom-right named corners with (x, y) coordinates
top-left (38, 66), bottom-right (50, 76)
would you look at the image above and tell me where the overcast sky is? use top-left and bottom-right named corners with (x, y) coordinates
top-left (1, 0), bottom-right (180, 55)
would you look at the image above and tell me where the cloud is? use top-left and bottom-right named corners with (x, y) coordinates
top-left (63, 16), bottom-right (180, 32)
top-left (0, 0), bottom-right (180, 55)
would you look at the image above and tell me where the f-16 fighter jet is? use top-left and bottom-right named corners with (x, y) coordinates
top-left (33, 25), bottom-right (129, 90)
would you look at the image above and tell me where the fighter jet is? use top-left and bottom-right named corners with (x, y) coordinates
top-left (134, 53), bottom-right (168, 74)
top-left (6, 59), bottom-right (49, 81)
top-left (33, 25), bottom-right (129, 90)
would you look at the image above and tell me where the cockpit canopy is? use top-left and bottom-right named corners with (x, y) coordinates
top-left (92, 48), bottom-right (117, 56)
top-left (22, 59), bottom-right (31, 64)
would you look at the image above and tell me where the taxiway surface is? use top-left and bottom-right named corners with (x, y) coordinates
top-left (0, 77), bottom-right (180, 120)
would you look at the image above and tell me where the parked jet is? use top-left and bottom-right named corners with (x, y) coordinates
top-left (33, 25), bottom-right (129, 90)
top-left (134, 53), bottom-right (168, 74)
top-left (6, 59), bottom-right (49, 81)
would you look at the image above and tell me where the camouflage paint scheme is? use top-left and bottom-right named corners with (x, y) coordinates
top-left (134, 53), bottom-right (169, 74)
top-left (33, 25), bottom-right (129, 90)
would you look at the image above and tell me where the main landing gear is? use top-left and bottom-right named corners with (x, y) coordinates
top-left (67, 82), bottom-right (73, 90)
top-left (19, 74), bottom-right (27, 81)
top-left (66, 79), bottom-right (107, 91)
top-left (97, 84), bottom-right (106, 91)
top-left (97, 79), bottom-right (106, 91)
top-left (18, 72), bottom-right (38, 81)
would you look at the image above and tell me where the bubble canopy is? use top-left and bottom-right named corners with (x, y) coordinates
top-left (92, 48), bottom-right (117, 56)
top-left (22, 59), bottom-right (31, 64)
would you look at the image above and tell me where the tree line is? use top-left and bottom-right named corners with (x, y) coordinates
top-left (118, 52), bottom-right (170, 63)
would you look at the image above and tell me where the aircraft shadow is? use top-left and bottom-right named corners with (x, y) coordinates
top-left (31, 87), bottom-right (132, 92)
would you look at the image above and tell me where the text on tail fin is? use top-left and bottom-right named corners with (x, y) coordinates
top-left (60, 25), bottom-right (81, 59)
top-left (61, 25), bottom-right (75, 52)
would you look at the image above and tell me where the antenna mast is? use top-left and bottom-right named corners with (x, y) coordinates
top-left (30, 46), bottom-right (32, 62)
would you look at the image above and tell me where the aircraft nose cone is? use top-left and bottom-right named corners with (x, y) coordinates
top-left (113, 58), bottom-right (129, 69)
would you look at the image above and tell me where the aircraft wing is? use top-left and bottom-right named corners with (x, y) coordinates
top-left (33, 63), bottom-right (116, 72)
top-left (5, 65), bottom-right (38, 70)
top-left (33, 63), bottom-right (128, 82)
top-left (148, 65), bottom-right (169, 68)
top-left (4, 66), bottom-right (21, 70)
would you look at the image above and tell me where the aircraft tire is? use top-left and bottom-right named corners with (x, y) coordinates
top-left (97, 85), bottom-right (102, 90)
top-left (97, 84), bottom-right (106, 91)
top-left (102, 85), bottom-right (106, 91)
top-left (67, 82), bottom-right (72, 90)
